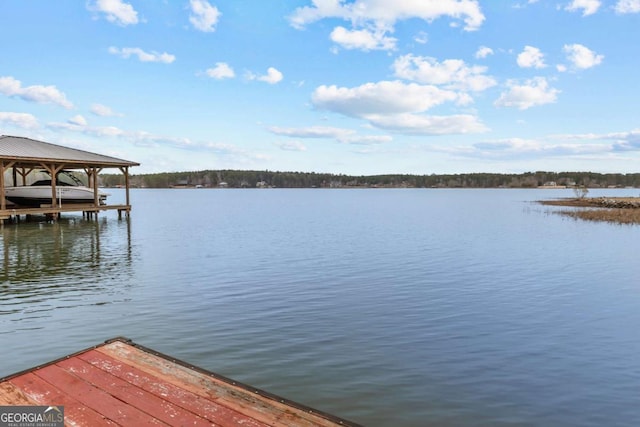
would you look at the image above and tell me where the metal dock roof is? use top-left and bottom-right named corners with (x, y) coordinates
top-left (0, 337), bottom-right (360, 427)
top-left (0, 135), bottom-right (139, 167)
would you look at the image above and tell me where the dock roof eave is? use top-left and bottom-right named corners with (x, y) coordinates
top-left (0, 135), bottom-right (139, 169)
top-left (0, 155), bottom-right (140, 168)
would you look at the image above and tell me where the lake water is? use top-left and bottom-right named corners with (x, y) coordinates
top-left (1, 188), bottom-right (640, 426)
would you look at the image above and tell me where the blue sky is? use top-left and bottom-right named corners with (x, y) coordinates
top-left (1, 0), bottom-right (639, 175)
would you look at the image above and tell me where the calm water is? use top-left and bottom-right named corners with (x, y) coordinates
top-left (1, 188), bottom-right (639, 426)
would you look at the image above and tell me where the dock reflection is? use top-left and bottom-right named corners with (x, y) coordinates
top-left (0, 217), bottom-right (134, 323)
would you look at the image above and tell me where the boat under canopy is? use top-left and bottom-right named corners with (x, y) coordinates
top-left (3, 171), bottom-right (108, 207)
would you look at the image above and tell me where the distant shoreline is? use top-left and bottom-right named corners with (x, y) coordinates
top-left (99, 169), bottom-right (640, 190)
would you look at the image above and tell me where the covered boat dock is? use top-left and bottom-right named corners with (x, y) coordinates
top-left (0, 135), bottom-right (139, 221)
top-left (0, 337), bottom-right (359, 426)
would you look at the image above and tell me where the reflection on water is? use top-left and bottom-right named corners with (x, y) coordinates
top-left (0, 217), bottom-right (133, 330)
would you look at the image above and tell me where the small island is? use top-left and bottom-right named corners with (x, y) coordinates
top-left (540, 197), bottom-right (640, 224)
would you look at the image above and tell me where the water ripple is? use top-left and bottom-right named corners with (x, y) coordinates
top-left (2, 189), bottom-right (640, 426)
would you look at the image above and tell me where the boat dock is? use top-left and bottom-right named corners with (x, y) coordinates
top-left (0, 337), bottom-right (359, 426)
top-left (1, 135), bottom-right (139, 222)
top-left (0, 202), bottom-right (132, 221)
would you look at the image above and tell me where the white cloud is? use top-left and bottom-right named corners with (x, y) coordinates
top-left (565, 0), bottom-right (601, 16)
top-left (275, 141), bottom-right (307, 151)
top-left (517, 46), bottom-right (546, 68)
top-left (268, 125), bottom-right (393, 144)
top-left (513, 0), bottom-right (540, 9)
top-left (189, 0), bottom-right (221, 32)
top-left (206, 62), bottom-right (235, 79)
top-left (0, 76), bottom-right (73, 109)
top-left (268, 125), bottom-right (355, 139)
top-left (495, 77), bottom-right (559, 110)
top-left (0, 112), bottom-right (39, 129)
top-left (310, 80), bottom-right (487, 135)
top-left (330, 26), bottom-right (397, 51)
top-left (211, 144), bottom-right (272, 162)
top-left (45, 119), bottom-right (268, 163)
top-left (468, 137), bottom-right (609, 158)
top-left (338, 135), bottom-right (393, 144)
top-left (289, 1), bottom-right (484, 53)
top-left (268, 126), bottom-right (393, 147)
top-left (87, 0), bottom-right (139, 25)
top-left (438, 129), bottom-right (640, 162)
top-left (312, 80), bottom-right (462, 117)
top-left (48, 121), bottom-right (125, 138)
top-left (91, 103), bottom-right (123, 117)
top-left (262, 67), bottom-right (284, 84)
top-left (108, 47), bottom-right (176, 64)
top-left (48, 121), bottom-right (207, 151)
top-left (129, 131), bottom-right (194, 148)
top-left (553, 129), bottom-right (640, 150)
top-left (473, 138), bottom-right (542, 152)
top-left (476, 130), bottom-right (640, 159)
top-left (414, 31), bottom-right (428, 44)
top-left (563, 43), bottom-right (604, 69)
top-left (608, 129), bottom-right (640, 151)
top-left (365, 113), bottom-right (488, 135)
top-left (248, 67), bottom-right (283, 84)
top-left (68, 115), bottom-right (87, 126)
top-left (475, 46), bottom-right (494, 59)
top-left (615, 0), bottom-right (640, 13)
top-left (289, 0), bottom-right (485, 32)
top-left (392, 54), bottom-right (496, 92)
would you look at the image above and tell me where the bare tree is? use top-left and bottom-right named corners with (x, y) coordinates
top-left (574, 186), bottom-right (589, 199)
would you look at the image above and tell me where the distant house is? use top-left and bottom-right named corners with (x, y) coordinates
top-left (171, 179), bottom-right (192, 189)
top-left (540, 181), bottom-right (565, 189)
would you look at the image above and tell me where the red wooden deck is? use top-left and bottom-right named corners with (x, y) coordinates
top-left (0, 337), bottom-right (358, 427)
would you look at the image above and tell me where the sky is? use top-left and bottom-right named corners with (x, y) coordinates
top-left (1, 0), bottom-right (639, 175)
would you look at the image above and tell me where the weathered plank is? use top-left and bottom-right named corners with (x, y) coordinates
top-left (0, 382), bottom-right (35, 405)
top-left (32, 363), bottom-right (166, 425)
top-left (8, 372), bottom-right (118, 426)
top-left (96, 341), bottom-right (342, 427)
top-left (81, 349), bottom-right (267, 427)
top-left (56, 356), bottom-right (214, 427)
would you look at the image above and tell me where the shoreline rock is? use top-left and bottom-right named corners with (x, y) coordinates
top-left (539, 197), bottom-right (640, 224)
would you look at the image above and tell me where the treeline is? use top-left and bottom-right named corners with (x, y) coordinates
top-left (99, 170), bottom-right (640, 189)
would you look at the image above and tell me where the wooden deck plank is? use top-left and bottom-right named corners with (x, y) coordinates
top-left (0, 382), bottom-right (37, 405)
top-left (80, 349), bottom-right (267, 427)
top-left (32, 363), bottom-right (167, 426)
top-left (8, 373), bottom-right (119, 426)
top-left (96, 341), bottom-right (341, 427)
top-left (56, 356), bottom-right (215, 427)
